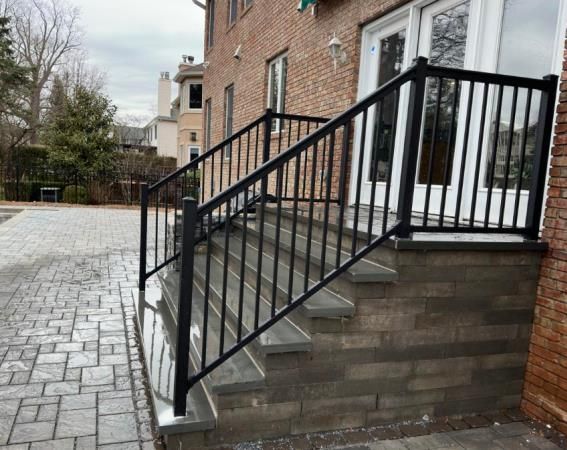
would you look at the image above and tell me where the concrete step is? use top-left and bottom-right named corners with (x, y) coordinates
top-left (193, 252), bottom-right (312, 354)
top-left (261, 205), bottom-right (400, 267)
top-left (233, 218), bottom-right (398, 284)
top-left (210, 234), bottom-right (355, 318)
top-left (158, 270), bottom-right (265, 395)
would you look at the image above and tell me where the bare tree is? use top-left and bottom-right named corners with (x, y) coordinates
top-left (4, 0), bottom-right (82, 143)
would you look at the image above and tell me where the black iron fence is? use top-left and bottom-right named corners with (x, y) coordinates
top-left (0, 164), bottom-right (178, 205)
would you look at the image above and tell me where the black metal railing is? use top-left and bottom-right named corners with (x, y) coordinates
top-left (149, 57), bottom-right (557, 416)
top-left (138, 110), bottom-right (329, 292)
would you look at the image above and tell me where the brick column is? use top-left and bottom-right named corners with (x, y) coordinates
top-left (521, 34), bottom-right (567, 435)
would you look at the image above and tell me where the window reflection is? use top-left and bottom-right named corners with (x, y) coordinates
top-left (418, 1), bottom-right (470, 185)
top-left (484, 0), bottom-right (559, 190)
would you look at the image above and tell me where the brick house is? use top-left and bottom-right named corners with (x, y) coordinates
top-left (134, 0), bottom-right (567, 446)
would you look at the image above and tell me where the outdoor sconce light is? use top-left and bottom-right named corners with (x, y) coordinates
top-left (328, 33), bottom-right (347, 71)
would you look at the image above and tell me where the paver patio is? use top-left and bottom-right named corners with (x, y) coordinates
top-left (0, 206), bottom-right (564, 450)
top-left (0, 206), bottom-right (159, 449)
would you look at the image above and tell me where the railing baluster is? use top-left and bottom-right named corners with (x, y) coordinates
top-left (485, 84), bottom-right (504, 228)
top-left (155, 192), bottom-right (159, 268)
top-left (336, 122), bottom-right (351, 266)
top-left (138, 183), bottom-right (149, 291)
top-left (513, 88), bottom-right (533, 228)
top-left (302, 122), bottom-right (311, 198)
top-left (383, 89), bottom-right (399, 235)
top-left (164, 183), bottom-right (169, 261)
top-left (202, 212), bottom-right (212, 368)
top-left (352, 110), bottom-right (368, 256)
top-left (287, 155), bottom-right (301, 305)
top-left (237, 190), bottom-right (248, 341)
top-left (285, 119), bottom-right (292, 198)
top-left (499, 86), bottom-right (519, 228)
top-left (469, 82), bottom-right (490, 227)
top-left (320, 130), bottom-right (335, 280)
top-left (368, 100), bottom-right (383, 242)
top-left (304, 141), bottom-right (318, 292)
top-left (439, 79), bottom-right (460, 226)
top-left (455, 81), bottom-right (475, 227)
top-left (319, 134), bottom-right (327, 200)
top-left (219, 199), bottom-right (231, 355)
top-left (423, 77), bottom-right (443, 227)
top-left (237, 136), bottom-right (242, 182)
top-left (271, 167), bottom-right (284, 317)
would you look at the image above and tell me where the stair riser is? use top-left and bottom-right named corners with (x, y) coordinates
top-left (209, 240), bottom-right (313, 334)
top-left (261, 207), bottom-right (398, 267)
top-left (232, 225), bottom-right (368, 299)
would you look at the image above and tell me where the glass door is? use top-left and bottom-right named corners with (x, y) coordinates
top-left (411, 0), bottom-right (473, 221)
top-left (354, 15), bottom-right (409, 208)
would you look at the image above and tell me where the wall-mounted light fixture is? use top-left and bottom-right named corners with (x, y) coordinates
top-left (328, 33), bottom-right (347, 72)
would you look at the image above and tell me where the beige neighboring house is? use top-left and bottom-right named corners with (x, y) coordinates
top-left (144, 72), bottom-right (178, 160)
top-left (173, 56), bottom-right (203, 167)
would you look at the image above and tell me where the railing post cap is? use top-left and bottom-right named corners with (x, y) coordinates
top-left (413, 56), bottom-right (429, 66)
top-left (182, 196), bottom-right (198, 204)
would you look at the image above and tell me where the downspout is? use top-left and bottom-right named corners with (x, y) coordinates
top-left (192, 0), bottom-right (205, 9)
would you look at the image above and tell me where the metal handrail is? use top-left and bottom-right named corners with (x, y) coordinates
top-left (167, 57), bottom-right (558, 416)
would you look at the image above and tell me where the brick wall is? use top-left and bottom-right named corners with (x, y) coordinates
top-left (201, 0), bottom-right (410, 201)
top-left (522, 35), bottom-right (567, 435)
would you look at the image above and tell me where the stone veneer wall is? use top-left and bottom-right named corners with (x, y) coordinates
top-left (169, 246), bottom-right (542, 447)
top-left (521, 32), bottom-right (567, 435)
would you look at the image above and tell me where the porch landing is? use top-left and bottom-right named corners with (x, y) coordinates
top-left (278, 204), bottom-right (548, 251)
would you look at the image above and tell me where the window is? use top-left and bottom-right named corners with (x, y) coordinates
top-left (224, 85), bottom-right (234, 158)
top-left (154, 125), bottom-right (158, 139)
top-left (243, 0), bottom-right (253, 8)
top-left (189, 84), bottom-right (203, 109)
top-left (207, 0), bottom-right (215, 48)
top-left (189, 146), bottom-right (200, 161)
top-left (229, 0), bottom-right (238, 25)
top-left (205, 99), bottom-right (212, 150)
top-left (190, 132), bottom-right (198, 142)
top-left (268, 53), bottom-right (288, 131)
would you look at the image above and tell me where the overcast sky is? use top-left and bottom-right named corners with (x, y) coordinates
top-left (70, 0), bottom-right (205, 125)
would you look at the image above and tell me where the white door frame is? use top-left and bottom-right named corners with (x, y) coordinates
top-left (353, 0), bottom-right (567, 227)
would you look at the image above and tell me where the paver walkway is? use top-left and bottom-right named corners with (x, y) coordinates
top-left (0, 206), bottom-right (158, 449)
top-left (0, 206), bottom-right (565, 450)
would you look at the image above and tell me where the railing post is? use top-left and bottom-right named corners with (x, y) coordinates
top-left (396, 57), bottom-right (428, 238)
top-left (138, 183), bottom-right (149, 292)
top-left (15, 164), bottom-right (20, 202)
top-left (173, 197), bottom-right (197, 417)
top-left (526, 74), bottom-right (559, 240)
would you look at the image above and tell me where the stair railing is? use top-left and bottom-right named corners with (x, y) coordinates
top-left (171, 57), bottom-right (558, 415)
top-left (138, 110), bottom-right (329, 292)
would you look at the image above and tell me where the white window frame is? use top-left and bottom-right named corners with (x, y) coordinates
top-left (224, 84), bottom-right (235, 160)
top-left (189, 145), bottom-right (200, 161)
top-left (188, 83), bottom-right (203, 111)
top-left (229, 0), bottom-right (238, 25)
top-left (267, 53), bottom-right (288, 132)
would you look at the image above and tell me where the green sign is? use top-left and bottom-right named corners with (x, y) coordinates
top-left (297, 0), bottom-right (316, 12)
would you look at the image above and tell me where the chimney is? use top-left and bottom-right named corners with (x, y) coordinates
top-left (179, 55), bottom-right (196, 71)
top-left (158, 72), bottom-right (172, 117)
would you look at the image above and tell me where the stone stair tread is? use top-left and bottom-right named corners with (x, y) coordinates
top-left (158, 270), bottom-right (265, 394)
top-left (234, 219), bottom-right (398, 283)
top-left (133, 287), bottom-right (216, 434)
top-left (194, 253), bottom-right (312, 354)
top-left (211, 235), bottom-right (355, 318)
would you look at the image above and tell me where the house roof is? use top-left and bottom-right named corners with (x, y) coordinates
top-left (174, 63), bottom-right (204, 83)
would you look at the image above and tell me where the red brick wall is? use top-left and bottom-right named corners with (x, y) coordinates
top-left (201, 0), bottom-right (410, 200)
top-left (521, 36), bottom-right (567, 435)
